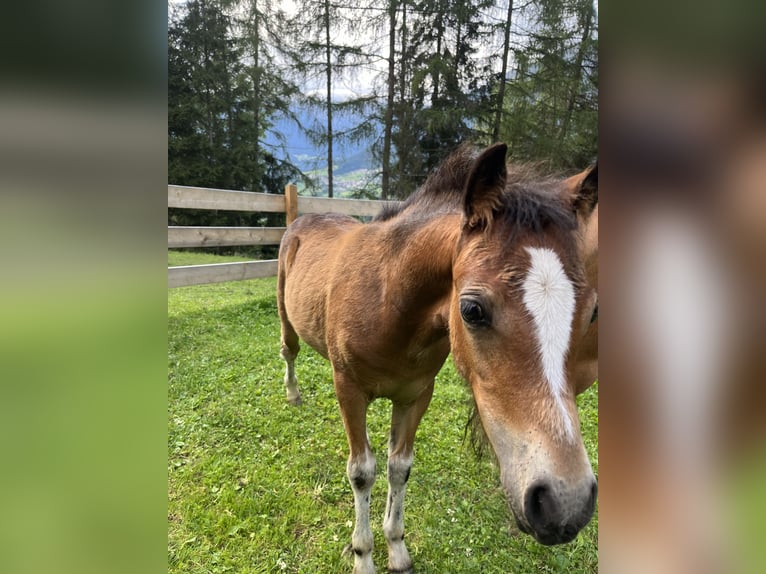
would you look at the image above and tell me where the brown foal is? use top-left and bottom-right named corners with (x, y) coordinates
top-left (277, 143), bottom-right (598, 573)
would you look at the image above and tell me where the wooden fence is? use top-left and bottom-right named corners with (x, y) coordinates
top-left (168, 184), bottom-right (393, 288)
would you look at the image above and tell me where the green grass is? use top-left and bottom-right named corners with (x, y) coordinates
top-left (168, 265), bottom-right (598, 573)
top-left (168, 250), bottom-right (263, 267)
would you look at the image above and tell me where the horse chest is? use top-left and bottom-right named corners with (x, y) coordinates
top-left (326, 316), bottom-right (449, 398)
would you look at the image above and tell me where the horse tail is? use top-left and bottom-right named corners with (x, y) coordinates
top-left (277, 232), bottom-right (299, 335)
top-left (277, 232), bottom-right (302, 405)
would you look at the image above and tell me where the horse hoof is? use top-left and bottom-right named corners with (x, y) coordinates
top-left (388, 566), bottom-right (413, 574)
top-left (288, 396), bottom-right (302, 406)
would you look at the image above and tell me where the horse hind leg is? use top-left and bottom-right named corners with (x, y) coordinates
top-left (280, 321), bottom-right (302, 406)
top-left (277, 251), bottom-right (302, 406)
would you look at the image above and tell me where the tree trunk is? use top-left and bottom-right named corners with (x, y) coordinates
top-left (200, 0), bottom-right (214, 148)
top-left (381, 0), bottom-right (397, 200)
top-left (453, 0), bottom-right (462, 91)
top-left (559, 0), bottom-right (593, 149)
top-left (324, 0), bottom-right (334, 198)
top-left (431, 16), bottom-right (443, 106)
top-left (400, 2), bottom-right (407, 104)
top-left (492, 0), bottom-right (514, 142)
top-left (251, 1), bottom-right (262, 191)
top-left (396, 1), bottom-right (407, 189)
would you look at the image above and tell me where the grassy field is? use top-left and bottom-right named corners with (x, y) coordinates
top-left (168, 250), bottom-right (264, 267)
top-left (168, 262), bottom-right (598, 573)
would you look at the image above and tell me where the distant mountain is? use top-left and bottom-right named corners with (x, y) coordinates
top-left (335, 147), bottom-right (375, 175)
top-left (264, 105), bottom-right (380, 196)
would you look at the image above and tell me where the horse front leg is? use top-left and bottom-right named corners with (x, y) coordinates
top-left (384, 382), bottom-right (435, 574)
top-left (335, 374), bottom-right (377, 574)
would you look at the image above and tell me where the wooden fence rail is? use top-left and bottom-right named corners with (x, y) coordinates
top-left (168, 260), bottom-right (279, 288)
top-left (168, 185), bottom-right (287, 213)
top-left (168, 184), bottom-right (396, 288)
top-left (168, 227), bottom-right (286, 248)
top-left (168, 184), bottom-right (390, 218)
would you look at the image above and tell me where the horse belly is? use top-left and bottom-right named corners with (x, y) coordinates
top-left (284, 291), bottom-right (329, 358)
top-left (281, 214), bottom-right (361, 359)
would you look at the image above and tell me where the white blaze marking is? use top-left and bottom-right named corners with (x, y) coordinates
top-left (522, 247), bottom-right (576, 441)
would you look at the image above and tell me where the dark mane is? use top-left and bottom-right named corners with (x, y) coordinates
top-left (498, 170), bottom-right (577, 237)
top-left (373, 144), bottom-right (478, 222)
top-left (374, 145), bottom-right (576, 236)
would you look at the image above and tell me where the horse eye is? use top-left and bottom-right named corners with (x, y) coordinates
top-left (460, 299), bottom-right (489, 326)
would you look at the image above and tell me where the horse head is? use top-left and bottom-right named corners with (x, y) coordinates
top-left (449, 143), bottom-right (598, 545)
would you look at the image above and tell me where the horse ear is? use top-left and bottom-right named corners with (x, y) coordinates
top-left (570, 161), bottom-right (598, 218)
top-left (464, 143), bottom-right (508, 229)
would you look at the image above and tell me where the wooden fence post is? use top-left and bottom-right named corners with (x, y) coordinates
top-left (285, 183), bottom-right (298, 226)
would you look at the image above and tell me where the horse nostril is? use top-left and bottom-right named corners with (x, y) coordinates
top-left (524, 481), bottom-right (556, 533)
top-left (588, 480), bottom-right (598, 512)
top-left (523, 479), bottom-right (595, 545)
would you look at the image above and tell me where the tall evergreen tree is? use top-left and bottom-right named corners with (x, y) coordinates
top-left (169, 0), bottom-right (597, 209)
top-left (169, 0), bottom-right (302, 196)
top-left (380, 0), bottom-right (398, 200)
top-left (498, 0), bottom-right (598, 169)
top-left (292, 0), bottom-right (377, 197)
top-left (168, 0), bottom-right (302, 247)
top-left (492, 0), bottom-right (515, 142)
top-left (389, 0), bottom-right (493, 192)
top-left (390, 0), bottom-right (420, 197)
top-left (235, 0), bottom-right (304, 193)
top-left (168, 0), bottom-right (244, 191)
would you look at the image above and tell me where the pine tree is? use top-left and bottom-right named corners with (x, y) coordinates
top-left (168, 0), bottom-right (302, 254)
top-left (380, 0), bottom-right (398, 200)
top-left (498, 0), bottom-right (597, 169)
top-left (391, 0), bottom-right (493, 188)
top-left (168, 0), bottom-right (243, 191)
top-left (492, 0), bottom-right (515, 142)
top-left (292, 0), bottom-right (377, 198)
top-left (235, 0), bottom-right (304, 193)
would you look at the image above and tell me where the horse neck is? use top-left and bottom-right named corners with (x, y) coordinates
top-left (383, 212), bottom-right (462, 314)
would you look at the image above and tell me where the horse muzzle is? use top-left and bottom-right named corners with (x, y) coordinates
top-left (517, 477), bottom-right (598, 545)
